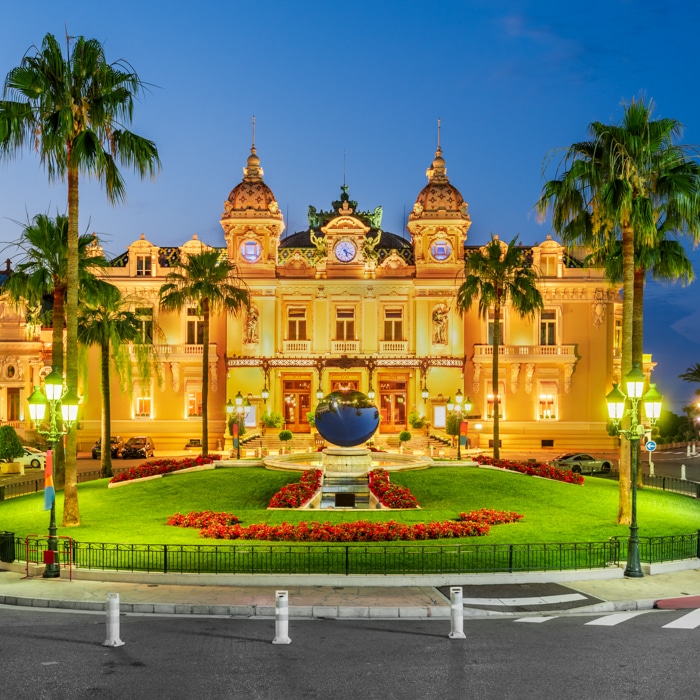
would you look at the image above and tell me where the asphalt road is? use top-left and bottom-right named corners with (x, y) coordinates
top-left (640, 447), bottom-right (700, 481)
top-left (1, 606), bottom-right (697, 699)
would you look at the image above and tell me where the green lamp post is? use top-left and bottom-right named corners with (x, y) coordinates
top-left (606, 365), bottom-right (663, 578)
top-left (26, 369), bottom-right (80, 579)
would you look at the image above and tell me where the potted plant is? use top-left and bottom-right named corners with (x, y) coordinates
top-left (306, 411), bottom-right (316, 429)
top-left (0, 425), bottom-right (26, 474)
top-left (398, 430), bottom-right (412, 454)
top-left (407, 410), bottom-right (425, 429)
top-left (278, 429), bottom-right (293, 454)
top-left (260, 411), bottom-right (283, 435)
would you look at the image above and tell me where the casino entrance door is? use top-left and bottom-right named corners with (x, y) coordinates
top-left (378, 376), bottom-right (408, 433)
top-left (282, 378), bottom-right (311, 433)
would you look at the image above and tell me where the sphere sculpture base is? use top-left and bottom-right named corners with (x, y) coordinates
top-left (322, 447), bottom-right (372, 477)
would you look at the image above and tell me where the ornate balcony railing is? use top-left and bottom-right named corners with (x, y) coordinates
top-left (331, 340), bottom-right (360, 353)
top-left (473, 344), bottom-right (576, 358)
top-left (126, 343), bottom-right (217, 358)
top-left (283, 340), bottom-right (311, 353)
top-left (379, 341), bottom-right (408, 354)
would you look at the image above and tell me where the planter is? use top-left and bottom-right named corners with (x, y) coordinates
top-left (0, 461), bottom-right (23, 475)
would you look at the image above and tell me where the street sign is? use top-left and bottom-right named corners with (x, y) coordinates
top-left (645, 440), bottom-right (657, 452)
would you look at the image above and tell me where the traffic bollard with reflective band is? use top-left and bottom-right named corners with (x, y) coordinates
top-left (449, 586), bottom-right (466, 639)
top-left (103, 593), bottom-right (125, 647)
top-left (272, 590), bottom-right (291, 645)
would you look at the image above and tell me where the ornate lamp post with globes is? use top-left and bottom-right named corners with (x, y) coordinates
top-left (606, 364), bottom-right (663, 578)
top-left (26, 368), bottom-right (80, 579)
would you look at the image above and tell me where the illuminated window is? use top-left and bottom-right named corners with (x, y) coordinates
top-left (187, 308), bottom-right (204, 345)
top-left (287, 307), bottom-right (307, 340)
top-left (187, 386), bottom-right (203, 417)
top-left (541, 255), bottom-right (557, 277)
top-left (540, 310), bottom-right (557, 346)
top-left (136, 255), bottom-right (152, 277)
top-left (335, 307), bottom-right (355, 340)
top-left (614, 318), bottom-right (622, 349)
top-left (135, 307), bottom-right (153, 343)
top-left (486, 382), bottom-right (505, 419)
top-left (538, 383), bottom-right (558, 420)
top-left (135, 396), bottom-right (151, 418)
top-left (383, 308), bottom-right (403, 341)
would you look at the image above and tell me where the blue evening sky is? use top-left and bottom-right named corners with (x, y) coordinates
top-left (1, 0), bottom-right (699, 413)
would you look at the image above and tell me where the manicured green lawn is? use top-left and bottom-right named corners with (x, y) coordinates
top-left (1, 465), bottom-right (698, 546)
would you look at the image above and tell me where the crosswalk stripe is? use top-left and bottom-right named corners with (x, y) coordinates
top-left (515, 617), bottom-right (558, 623)
top-left (584, 611), bottom-right (651, 626)
top-left (662, 609), bottom-right (700, 629)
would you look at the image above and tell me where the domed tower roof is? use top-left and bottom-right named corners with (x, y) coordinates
top-left (408, 143), bottom-right (470, 223)
top-left (222, 143), bottom-right (282, 220)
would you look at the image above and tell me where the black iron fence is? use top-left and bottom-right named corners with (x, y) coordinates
top-left (4, 536), bottom-right (625, 575)
top-left (642, 474), bottom-right (700, 498)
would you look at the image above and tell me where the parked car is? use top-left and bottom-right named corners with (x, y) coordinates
top-left (17, 446), bottom-right (47, 469)
top-left (92, 436), bottom-right (124, 459)
top-left (121, 436), bottom-right (155, 460)
top-left (550, 452), bottom-right (613, 474)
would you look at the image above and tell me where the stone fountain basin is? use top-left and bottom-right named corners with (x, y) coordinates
top-left (263, 448), bottom-right (432, 474)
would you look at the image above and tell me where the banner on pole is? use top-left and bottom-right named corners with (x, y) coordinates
top-left (459, 421), bottom-right (468, 447)
top-left (43, 449), bottom-right (54, 511)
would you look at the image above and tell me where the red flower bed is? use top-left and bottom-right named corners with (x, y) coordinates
top-left (197, 519), bottom-right (494, 542)
top-left (167, 510), bottom-right (240, 528)
top-left (457, 509), bottom-right (523, 525)
top-left (269, 469), bottom-right (323, 508)
top-left (474, 455), bottom-right (584, 485)
top-left (109, 454), bottom-right (220, 483)
top-left (167, 507), bottom-right (523, 542)
top-left (368, 468), bottom-right (419, 508)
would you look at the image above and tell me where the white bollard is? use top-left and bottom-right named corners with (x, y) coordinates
top-left (448, 586), bottom-right (466, 639)
top-left (687, 445), bottom-right (691, 458)
top-left (693, 443), bottom-right (697, 456)
top-left (649, 461), bottom-right (654, 477)
top-left (103, 593), bottom-right (125, 647)
top-left (681, 464), bottom-right (687, 481)
top-left (272, 590), bottom-right (291, 645)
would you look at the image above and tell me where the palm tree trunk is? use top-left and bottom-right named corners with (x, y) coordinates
top-left (51, 286), bottom-right (66, 490)
top-left (201, 299), bottom-right (210, 457)
top-left (633, 268), bottom-right (645, 488)
top-left (100, 340), bottom-right (113, 478)
top-left (492, 298), bottom-right (501, 460)
top-left (62, 163), bottom-right (80, 527)
top-left (617, 225), bottom-right (635, 525)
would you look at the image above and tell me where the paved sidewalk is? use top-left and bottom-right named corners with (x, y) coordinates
top-left (0, 564), bottom-right (698, 619)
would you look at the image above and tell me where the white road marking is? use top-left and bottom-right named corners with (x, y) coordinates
top-left (515, 617), bottom-right (558, 623)
top-left (462, 593), bottom-right (587, 607)
top-left (663, 609), bottom-right (700, 629)
top-left (585, 611), bottom-right (651, 626)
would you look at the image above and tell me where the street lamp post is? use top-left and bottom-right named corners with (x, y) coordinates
top-left (606, 364), bottom-right (663, 579)
top-left (449, 389), bottom-right (472, 460)
top-left (26, 369), bottom-right (80, 579)
top-left (234, 391), bottom-right (244, 459)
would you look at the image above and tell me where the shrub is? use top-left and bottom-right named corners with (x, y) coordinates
top-left (408, 411), bottom-right (425, 429)
top-left (278, 430), bottom-right (293, 443)
top-left (474, 454), bottom-right (584, 485)
top-left (261, 412), bottom-right (284, 429)
top-left (398, 430), bottom-right (412, 444)
top-left (0, 425), bottom-right (25, 462)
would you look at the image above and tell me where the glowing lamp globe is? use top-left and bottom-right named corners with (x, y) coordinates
top-left (314, 390), bottom-right (380, 447)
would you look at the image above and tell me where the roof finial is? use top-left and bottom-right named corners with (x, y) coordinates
top-left (343, 149), bottom-right (347, 187)
top-left (243, 115), bottom-right (263, 180)
top-left (252, 115), bottom-right (256, 151)
top-left (437, 117), bottom-right (441, 152)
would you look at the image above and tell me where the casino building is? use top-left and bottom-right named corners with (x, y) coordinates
top-left (0, 135), bottom-right (639, 454)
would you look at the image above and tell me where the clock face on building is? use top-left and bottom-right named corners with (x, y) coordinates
top-left (430, 239), bottom-right (452, 261)
top-left (240, 239), bottom-right (262, 263)
top-left (334, 240), bottom-right (357, 263)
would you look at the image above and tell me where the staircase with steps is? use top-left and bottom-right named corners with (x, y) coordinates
top-left (320, 473), bottom-right (371, 509)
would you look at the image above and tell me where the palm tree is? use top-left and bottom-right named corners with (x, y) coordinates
top-left (536, 97), bottom-right (700, 524)
top-left (78, 282), bottom-right (145, 478)
top-left (679, 364), bottom-right (700, 385)
top-left (456, 235), bottom-right (543, 459)
top-left (2, 213), bottom-right (107, 486)
top-left (0, 33), bottom-right (160, 525)
top-left (159, 249), bottom-right (249, 456)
